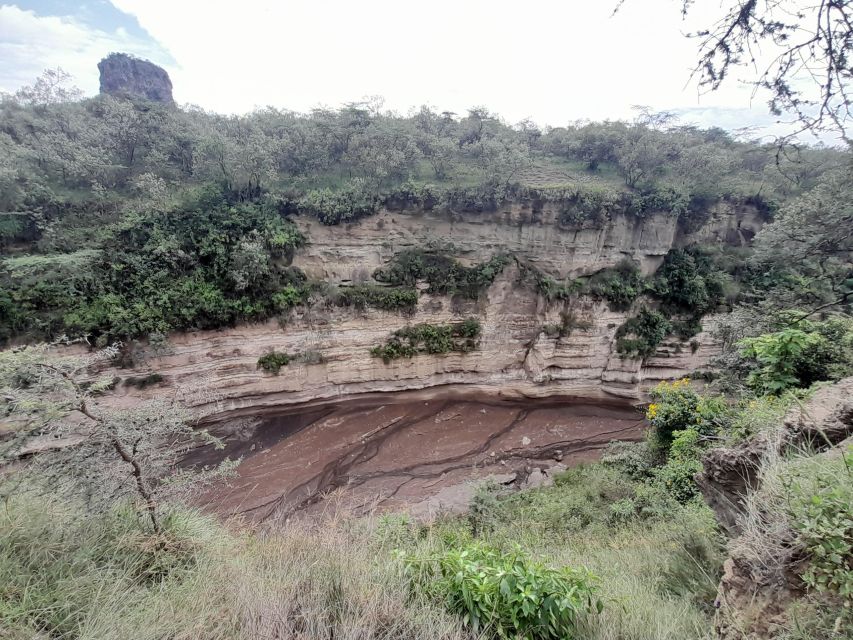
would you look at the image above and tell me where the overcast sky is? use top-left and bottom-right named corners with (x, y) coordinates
top-left (0, 0), bottom-right (816, 139)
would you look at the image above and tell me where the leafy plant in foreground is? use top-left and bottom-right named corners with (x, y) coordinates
top-left (399, 542), bottom-right (602, 639)
top-left (788, 447), bottom-right (853, 604)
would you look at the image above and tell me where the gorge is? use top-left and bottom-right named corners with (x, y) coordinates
top-left (84, 198), bottom-right (762, 518)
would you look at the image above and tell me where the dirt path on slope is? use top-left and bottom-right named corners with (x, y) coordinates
top-left (193, 394), bottom-right (646, 522)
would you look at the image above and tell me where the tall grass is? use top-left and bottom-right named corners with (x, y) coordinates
top-left (1, 463), bottom-right (724, 640)
top-left (0, 499), bottom-right (465, 640)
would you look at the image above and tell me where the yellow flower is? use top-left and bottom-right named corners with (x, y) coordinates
top-left (646, 403), bottom-right (658, 420)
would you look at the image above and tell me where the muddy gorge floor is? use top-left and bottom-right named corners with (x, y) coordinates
top-left (194, 393), bottom-right (647, 522)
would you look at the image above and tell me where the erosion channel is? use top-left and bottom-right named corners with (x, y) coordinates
top-left (191, 393), bottom-right (645, 522)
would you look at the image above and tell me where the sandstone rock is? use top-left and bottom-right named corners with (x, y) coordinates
top-left (98, 53), bottom-right (174, 104)
top-left (64, 205), bottom-right (753, 426)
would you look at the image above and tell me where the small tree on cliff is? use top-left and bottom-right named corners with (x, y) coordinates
top-left (0, 343), bottom-right (237, 533)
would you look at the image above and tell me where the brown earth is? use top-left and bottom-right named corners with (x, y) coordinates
top-left (193, 392), bottom-right (645, 522)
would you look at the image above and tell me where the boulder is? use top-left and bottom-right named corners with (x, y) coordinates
top-left (98, 53), bottom-right (174, 104)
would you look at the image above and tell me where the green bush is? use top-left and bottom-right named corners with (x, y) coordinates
top-left (653, 429), bottom-right (704, 503)
top-left (400, 542), bottom-right (602, 639)
top-left (738, 316), bottom-right (853, 394)
top-left (601, 440), bottom-right (657, 480)
top-left (533, 273), bottom-right (583, 303)
top-left (645, 379), bottom-right (730, 456)
top-left (374, 249), bottom-right (510, 299)
top-left (788, 447), bottom-right (853, 603)
top-left (257, 351), bottom-right (291, 374)
top-left (615, 308), bottom-right (672, 358)
top-left (1, 184), bottom-right (307, 343)
top-left (271, 284), bottom-right (307, 311)
top-left (333, 284), bottom-right (418, 312)
top-left (371, 319), bottom-right (481, 363)
top-left (297, 178), bottom-right (381, 225)
top-left (586, 260), bottom-right (645, 311)
top-left (651, 247), bottom-right (725, 315)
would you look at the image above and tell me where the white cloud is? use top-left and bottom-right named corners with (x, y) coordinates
top-left (1, 0), bottom-right (812, 139)
top-left (0, 4), bottom-right (171, 96)
top-left (109, 0), bottom-right (780, 125)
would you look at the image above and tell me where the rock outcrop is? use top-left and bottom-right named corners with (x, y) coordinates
top-left (87, 265), bottom-right (722, 427)
top-left (77, 202), bottom-right (760, 426)
top-left (98, 53), bottom-right (174, 104)
top-left (699, 378), bottom-right (853, 638)
top-left (293, 200), bottom-right (762, 282)
top-left (697, 378), bottom-right (853, 536)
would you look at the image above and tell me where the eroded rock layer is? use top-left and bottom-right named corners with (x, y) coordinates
top-left (87, 202), bottom-right (758, 426)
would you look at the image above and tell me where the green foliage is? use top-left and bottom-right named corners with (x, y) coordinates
top-left (615, 308), bottom-right (672, 358)
top-left (651, 246), bottom-right (725, 315)
top-left (333, 284), bottom-right (418, 312)
top-left (532, 273), bottom-right (583, 303)
top-left (298, 178), bottom-right (381, 225)
top-left (371, 319), bottom-right (481, 363)
top-left (586, 259), bottom-right (645, 311)
top-left (645, 379), bottom-right (731, 456)
top-left (375, 248), bottom-right (510, 299)
top-left (257, 351), bottom-right (291, 374)
top-left (0, 185), bottom-right (307, 343)
top-left (627, 186), bottom-right (691, 218)
top-left (653, 429), bottom-right (704, 503)
top-left (739, 316), bottom-right (853, 394)
top-left (400, 542), bottom-right (602, 639)
top-left (787, 448), bottom-right (853, 604)
top-left (542, 310), bottom-right (593, 339)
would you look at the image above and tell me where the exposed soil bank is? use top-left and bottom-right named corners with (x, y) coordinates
top-left (195, 393), bottom-right (646, 522)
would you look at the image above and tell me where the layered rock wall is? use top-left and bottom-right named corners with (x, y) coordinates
top-left (89, 202), bottom-right (759, 424)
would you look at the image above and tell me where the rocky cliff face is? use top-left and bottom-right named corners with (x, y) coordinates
top-left (98, 53), bottom-right (174, 104)
top-left (88, 201), bottom-right (760, 426)
top-left (293, 199), bottom-right (762, 282)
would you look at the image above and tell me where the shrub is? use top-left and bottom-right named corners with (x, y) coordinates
top-left (739, 316), bottom-right (853, 394)
top-left (645, 379), bottom-right (730, 456)
top-left (257, 351), bottom-right (291, 374)
top-left (652, 247), bottom-right (725, 315)
top-left (543, 311), bottom-right (594, 339)
top-left (788, 447), bottom-right (853, 603)
top-left (653, 429), bottom-right (704, 503)
top-left (297, 178), bottom-right (381, 225)
top-left (271, 285), bottom-right (306, 311)
top-left (586, 260), bottom-right (645, 311)
top-left (615, 308), bottom-right (672, 358)
top-left (400, 542), bottom-right (602, 639)
top-left (601, 440), bottom-right (656, 480)
top-left (374, 249), bottom-right (510, 299)
top-left (371, 319), bottom-right (481, 363)
top-left (534, 274), bottom-right (583, 303)
top-left (333, 284), bottom-right (418, 312)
